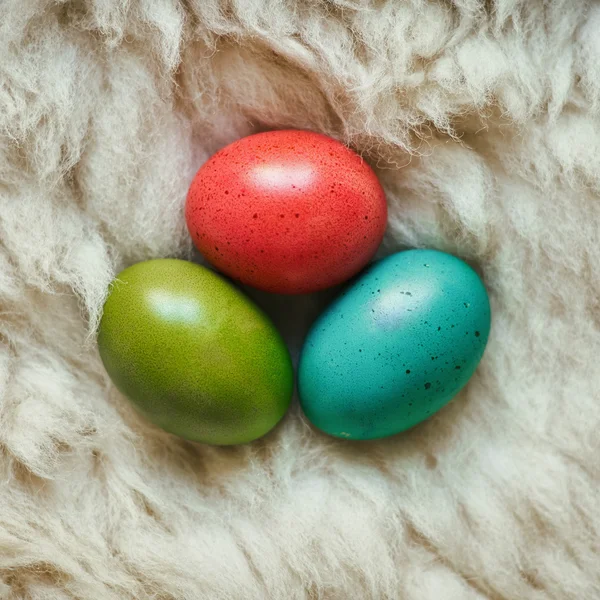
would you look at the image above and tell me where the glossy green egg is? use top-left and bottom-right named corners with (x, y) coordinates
top-left (98, 259), bottom-right (293, 445)
top-left (298, 249), bottom-right (491, 440)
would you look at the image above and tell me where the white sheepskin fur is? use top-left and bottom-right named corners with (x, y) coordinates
top-left (1, 0), bottom-right (599, 597)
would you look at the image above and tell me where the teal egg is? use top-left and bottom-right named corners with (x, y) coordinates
top-left (298, 249), bottom-right (491, 440)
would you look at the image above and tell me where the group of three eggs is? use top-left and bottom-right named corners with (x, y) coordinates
top-left (98, 130), bottom-right (491, 446)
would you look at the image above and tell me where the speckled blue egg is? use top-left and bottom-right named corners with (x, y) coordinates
top-left (298, 249), bottom-right (491, 440)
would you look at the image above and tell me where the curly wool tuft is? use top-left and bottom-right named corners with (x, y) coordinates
top-left (1, 0), bottom-right (599, 598)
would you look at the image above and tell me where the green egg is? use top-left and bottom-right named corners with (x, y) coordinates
top-left (97, 259), bottom-right (293, 445)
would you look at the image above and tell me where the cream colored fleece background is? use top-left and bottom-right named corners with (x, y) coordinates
top-left (1, 0), bottom-right (599, 598)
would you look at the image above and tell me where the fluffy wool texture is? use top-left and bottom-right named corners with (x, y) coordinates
top-left (1, 0), bottom-right (599, 598)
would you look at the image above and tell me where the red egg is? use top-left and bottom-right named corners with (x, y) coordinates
top-left (185, 130), bottom-right (387, 294)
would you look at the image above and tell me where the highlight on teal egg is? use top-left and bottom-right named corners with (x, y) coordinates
top-left (298, 249), bottom-right (491, 441)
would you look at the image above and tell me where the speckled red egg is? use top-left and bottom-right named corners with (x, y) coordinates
top-left (185, 130), bottom-right (387, 294)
